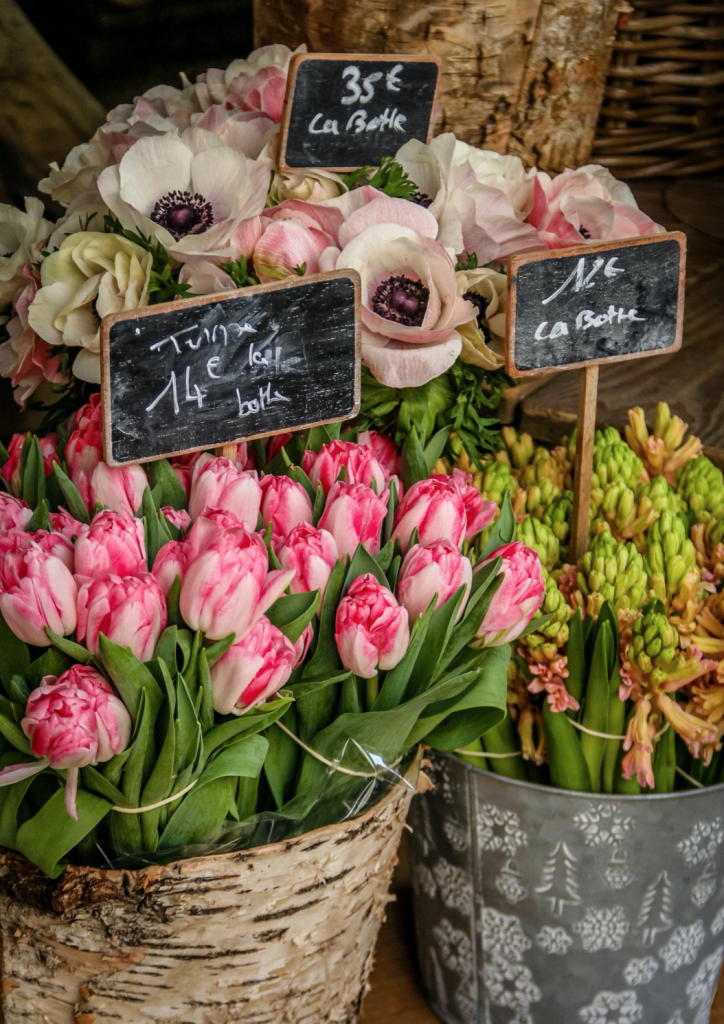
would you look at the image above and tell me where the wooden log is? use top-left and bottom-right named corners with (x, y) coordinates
top-left (0, 752), bottom-right (425, 1024)
top-left (253, 0), bottom-right (629, 171)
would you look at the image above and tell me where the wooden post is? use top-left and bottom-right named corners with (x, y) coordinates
top-left (216, 444), bottom-right (238, 462)
top-left (569, 365), bottom-right (599, 564)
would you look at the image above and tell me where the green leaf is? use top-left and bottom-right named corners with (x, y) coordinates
top-left (281, 448), bottom-right (316, 500)
top-left (0, 610), bottom-right (30, 691)
top-left (266, 590), bottom-right (319, 643)
top-left (81, 765), bottom-right (130, 808)
top-left (166, 574), bottom-right (182, 628)
top-left (373, 606), bottom-right (433, 712)
top-left (154, 625), bottom-right (179, 673)
top-left (26, 499), bottom-right (51, 532)
top-left (204, 633), bottom-right (236, 669)
top-left (17, 789), bottom-right (112, 878)
top-left (312, 483), bottom-right (326, 526)
top-left (0, 713), bottom-right (32, 754)
top-left (202, 698), bottom-right (292, 759)
top-left (26, 647), bottom-right (73, 688)
top-left (301, 560), bottom-right (345, 683)
top-left (98, 633), bottom-right (163, 723)
top-left (305, 424), bottom-right (335, 454)
top-left (198, 650), bottom-right (215, 734)
top-left (344, 543), bottom-right (389, 592)
top-left (146, 458), bottom-right (187, 511)
top-left (175, 672), bottom-right (202, 773)
top-left (138, 668), bottom-right (178, 849)
top-left (52, 462), bottom-right (90, 524)
top-left (45, 628), bottom-right (93, 664)
top-left (566, 609), bottom-right (586, 714)
top-left (383, 478), bottom-right (399, 546)
top-left (423, 428), bottom-right (450, 474)
top-left (22, 435), bottom-right (45, 508)
top-left (407, 586), bottom-right (468, 697)
top-left (479, 491), bottom-right (515, 559)
top-left (264, 705), bottom-right (300, 809)
top-left (580, 621), bottom-right (612, 793)
top-left (542, 701), bottom-right (591, 792)
top-left (401, 425), bottom-right (428, 490)
top-left (0, 754), bottom-right (39, 851)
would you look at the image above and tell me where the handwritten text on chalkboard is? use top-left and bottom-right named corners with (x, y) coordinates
top-left (505, 232), bottom-right (686, 375)
top-left (279, 54), bottom-right (441, 171)
top-left (101, 272), bottom-right (360, 466)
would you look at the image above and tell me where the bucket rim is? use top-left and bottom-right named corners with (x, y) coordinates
top-left (433, 747), bottom-right (724, 802)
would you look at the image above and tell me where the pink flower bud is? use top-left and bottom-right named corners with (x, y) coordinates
top-left (0, 665), bottom-right (132, 819)
top-left (447, 469), bottom-right (497, 540)
top-left (278, 522), bottom-right (339, 603)
top-left (26, 529), bottom-right (75, 571)
top-left (357, 429), bottom-right (402, 479)
top-left (392, 477), bottom-right (467, 553)
top-left (179, 525), bottom-right (294, 641)
top-left (318, 481), bottom-right (387, 560)
top-left (307, 440), bottom-right (388, 496)
top-left (259, 474), bottom-right (313, 547)
top-left (188, 454), bottom-right (262, 528)
top-left (50, 508), bottom-right (85, 541)
top-left (89, 462), bottom-right (147, 517)
top-left (152, 539), bottom-right (187, 595)
top-left (0, 543), bottom-right (78, 645)
top-left (161, 506), bottom-right (191, 532)
top-left (293, 622), bottom-right (314, 667)
top-left (335, 573), bottom-right (409, 678)
top-left (1, 432), bottom-right (59, 495)
top-left (74, 510), bottom-right (146, 580)
top-left (472, 542), bottom-right (545, 647)
top-left (171, 462), bottom-right (193, 500)
top-left (210, 616), bottom-right (296, 714)
top-left (397, 540), bottom-right (473, 622)
top-left (0, 493), bottom-right (32, 532)
top-left (77, 572), bottom-right (168, 662)
top-left (267, 432), bottom-right (292, 461)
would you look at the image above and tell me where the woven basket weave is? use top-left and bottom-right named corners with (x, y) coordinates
top-left (592, 0), bottom-right (724, 177)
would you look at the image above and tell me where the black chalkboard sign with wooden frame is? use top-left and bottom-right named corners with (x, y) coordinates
top-left (505, 231), bottom-right (686, 377)
top-left (278, 53), bottom-right (442, 172)
top-left (100, 271), bottom-right (361, 466)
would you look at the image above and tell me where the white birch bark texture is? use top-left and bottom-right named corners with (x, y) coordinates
top-left (253, 0), bottom-right (630, 172)
top-left (0, 756), bottom-right (426, 1024)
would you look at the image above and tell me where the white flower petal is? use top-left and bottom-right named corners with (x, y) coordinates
top-left (362, 328), bottom-right (462, 389)
top-left (118, 133), bottom-right (193, 215)
top-left (190, 146), bottom-right (250, 221)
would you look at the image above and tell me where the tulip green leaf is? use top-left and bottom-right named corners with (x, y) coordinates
top-left (481, 715), bottom-right (529, 781)
top-left (22, 434), bottom-right (45, 509)
top-left (139, 669), bottom-right (178, 849)
top-left (153, 626), bottom-right (179, 674)
top-left (287, 670), bottom-right (352, 697)
top-left (301, 560), bottom-right (345, 681)
top-left (175, 672), bottom-right (202, 774)
top-left (45, 628), bottom-right (93, 665)
top-left (0, 610), bottom-right (30, 692)
top-left (8, 675), bottom-right (29, 706)
top-left (0, 712), bottom-right (32, 754)
top-left (312, 483), bottom-right (326, 525)
top-left (401, 424), bottom-right (427, 490)
top-left (383, 478), bottom-right (399, 545)
top-left (423, 428), bottom-right (450, 474)
top-left (305, 424), bottom-right (335, 454)
top-left (17, 788), bottom-right (112, 878)
top-left (98, 633), bottom-right (163, 724)
top-left (202, 697), bottom-right (292, 760)
top-left (26, 498), bottom-right (51, 532)
top-left (479, 490), bottom-right (515, 559)
top-left (516, 611), bottom-right (553, 641)
top-left (197, 650), bottom-right (215, 734)
top-left (81, 765), bottom-right (130, 809)
top-left (280, 448), bottom-right (316, 501)
top-left (146, 458), bottom-right (187, 511)
top-left (344, 543), bottom-right (390, 592)
top-left (373, 606), bottom-right (433, 712)
top-left (166, 574), bottom-right (182, 628)
top-left (566, 609), bottom-right (586, 714)
top-left (374, 539), bottom-right (395, 575)
top-left (52, 462), bottom-right (90, 524)
top-left (267, 590), bottom-right (319, 643)
top-left (580, 620), bottom-right (612, 793)
top-left (407, 585), bottom-right (468, 698)
top-left (204, 632), bottom-right (236, 669)
top-left (265, 706), bottom-right (300, 809)
top-left (0, 753), bottom-right (40, 851)
top-left (542, 701), bottom-right (592, 792)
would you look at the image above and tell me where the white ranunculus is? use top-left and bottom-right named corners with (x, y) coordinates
top-left (455, 267), bottom-right (507, 370)
top-left (0, 198), bottom-right (52, 307)
top-left (27, 232), bottom-right (152, 383)
top-left (452, 141), bottom-right (536, 216)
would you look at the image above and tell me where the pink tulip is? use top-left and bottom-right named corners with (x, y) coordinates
top-left (277, 522), bottom-right (339, 603)
top-left (267, 432), bottom-right (293, 461)
top-left (0, 542), bottom-right (78, 645)
top-left (392, 477), bottom-right (466, 553)
top-left (259, 474), bottom-right (313, 547)
top-left (0, 493), bottom-right (32, 532)
top-left (307, 440), bottom-right (388, 496)
top-left (0, 665), bottom-right (132, 820)
top-left (89, 462), bottom-right (147, 517)
top-left (447, 469), bottom-right (497, 540)
top-left (50, 508), bottom-right (86, 541)
top-left (397, 540), bottom-right (473, 622)
top-left (171, 461), bottom-right (194, 500)
top-left (188, 453), bottom-right (262, 528)
top-left (180, 525), bottom-right (293, 641)
top-left (74, 510), bottom-right (146, 580)
top-left (77, 572), bottom-right (167, 662)
top-left (318, 481), bottom-right (388, 559)
top-left (26, 529), bottom-right (74, 571)
top-left (335, 573), bottom-right (409, 678)
top-left (65, 394), bottom-right (103, 508)
top-left (152, 539), bottom-right (187, 595)
top-left (293, 622), bottom-right (314, 668)
top-left (1, 432), bottom-right (59, 494)
top-left (209, 616), bottom-right (296, 714)
top-left (357, 429), bottom-right (402, 479)
top-left (161, 506), bottom-right (191, 532)
top-left (472, 541), bottom-right (545, 647)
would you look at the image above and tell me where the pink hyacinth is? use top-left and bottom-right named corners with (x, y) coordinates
top-left (77, 572), bottom-right (167, 662)
top-left (277, 522), bottom-right (339, 604)
top-left (318, 481), bottom-right (388, 559)
top-left (179, 524), bottom-right (293, 641)
top-left (74, 510), bottom-right (146, 580)
top-left (472, 542), bottom-right (545, 647)
top-left (259, 474), bottom-right (313, 547)
top-left (0, 542), bottom-right (78, 645)
top-left (1, 432), bottom-right (59, 495)
top-left (209, 616), bottom-right (296, 714)
top-left (89, 461), bottom-right (147, 517)
top-left (397, 540), bottom-right (473, 623)
top-left (392, 476), bottom-right (467, 553)
top-left (307, 440), bottom-right (388, 496)
top-left (335, 573), bottom-right (409, 679)
top-left (0, 493), bottom-right (32, 532)
top-left (188, 453), bottom-right (262, 528)
top-left (621, 697), bottom-right (656, 790)
top-left (0, 665), bottom-right (131, 819)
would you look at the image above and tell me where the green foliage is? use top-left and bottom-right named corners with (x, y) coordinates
top-left (220, 256), bottom-right (260, 288)
top-left (339, 157), bottom-right (418, 200)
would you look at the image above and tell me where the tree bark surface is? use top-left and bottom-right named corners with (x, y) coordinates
top-left (0, 754), bottom-right (425, 1024)
top-left (253, 0), bottom-right (628, 171)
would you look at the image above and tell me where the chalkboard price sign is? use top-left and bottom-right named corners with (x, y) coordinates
top-left (506, 231), bottom-right (686, 376)
top-left (101, 271), bottom-right (360, 466)
top-left (278, 53), bottom-right (442, 171)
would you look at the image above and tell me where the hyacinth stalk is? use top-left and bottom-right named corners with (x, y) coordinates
top-left (515, 515), bottom-right (559, 572)
top-left (625, 403), bottom-right (702, 485)
top-left (643, 509), bottom-right (702, 616)
top-left (518, 570), bottom-right (572, 664)
top-left (500, 426), bottom-right (535, 471)
top-left (676, 455), bottom-right (724, 523)
top-left (592, 480), bottom-right (658, 545)
top-left (574, 529), bottom-right (648, 622)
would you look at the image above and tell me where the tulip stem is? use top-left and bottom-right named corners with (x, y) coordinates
top-left (366, 674), bottom-right (379, 710)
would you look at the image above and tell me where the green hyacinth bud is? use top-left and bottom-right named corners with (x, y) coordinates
top-left (593, 480), bottom-right (657, 542)
top-left (592, 440), bottom-right (644, 492)
top-left (520, 447), bottom-right (566, 491)
top-left (627, 606), bottom-right (681, 686)
top-left (578, 529), bottom-right (648, 616)
top-left (516, 515), bottom-right (560, 572)
top-left (480, 458), bottom-right (517, 506)
top-left (519, 571), bottom-right (572, 659)
top-left (543, 490), bottom-right (573, 545)
top-left (644, 510), bottom-right (699, 607)
top-left (637, 475), bottom-right (683, 517)
top-left (676, 456), bottom-right (724, 522)
top-left (501, 426), bottom-right (535, 471)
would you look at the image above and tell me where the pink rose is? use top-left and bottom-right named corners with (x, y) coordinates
top-left (77, 572), bottom-right (167, 662)
top-left (397, 540), bottom-right (473, 622)
top-left (0, 493), bottom-right (32, 531)
top-left (445, 469), bottom-right (497, 540)
top-left (161, 506), bottom-right (191, 532)
top-left (89, 462), bottom-right (148, 517)
top-left (209, 615), bottom-right (296, 714)
top-left (308, 440), bottom-right (388, 496)
top-left (277, 522), bottom-right (339, 604)
top-left (1, 431), bottom-right (59, 494)
top-left (318, 481), bottom-right (388, 559)
top-left (472, 542), bottom-right (545, 647)
top-left (392, 477), bottom-right (466, 553)
top-left (179, 524), bottom-right (293, 641)
top-left (357, 429), bottom-right (402, 479)
top-left (188, 453), bottom-right (261, 528)
top-left (0, 542), bottom-right (78, 645)
top-left (0, 665), bottom-right (131, 819)
top-left (259, 474), bottom-right (313, 547)
top-left (335, 573), bottom-right (409, 678)
top-left (74, 510), bottom-right (146, 580)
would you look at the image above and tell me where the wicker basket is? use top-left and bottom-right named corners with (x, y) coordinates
top-left (592, 0), bottom-right (724, 177)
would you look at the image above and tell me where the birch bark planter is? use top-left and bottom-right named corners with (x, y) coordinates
top-left (0, 752), bottom-right (423, 1024)
top-left (409, 749), bottom-right (724, 1024)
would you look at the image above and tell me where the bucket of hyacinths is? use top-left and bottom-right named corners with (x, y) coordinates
top-left (408, 403), bottom-right (724, 1024)
top-left (0, 405), bottom-right (532, 1024)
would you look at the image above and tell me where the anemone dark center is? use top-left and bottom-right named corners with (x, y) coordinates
top-left (150, 190), bottom-right (214, 239)
top-left (463, 290), bottom-right (489, 332)
top-left (411, 189), bottom-right (433, 209)
top-left (580, 226), bottom-right (592, 239)
top-left (371, 275), bottom-right (429, 327)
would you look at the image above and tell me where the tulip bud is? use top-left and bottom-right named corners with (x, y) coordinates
top-left (277, 522), bottom-right (339, 602)
top-left (89, 461), bottom-right (147, 517)
top-left (293, 622), bottom-right (314, 667)
top-left (50, 507), bottom-right (86, 541)
top-left (74, 510), bottom-right (147, 579)
top-left (188, 454), bottom-right (262, 528)
top-left (0, 493), bottom-right (32, 532)
top-left (210, 616), bottom-right (296, 714)
top-left (318, 481), bottom-right (388, 559)
top-left (161, 506), bottom-right (191, 532)
top-left (77, 572), bottom-right (167, 662)
top-left (152, 539), bottom-right (187, 595)
top-left (472, 542), bottom-right (545, 647)
top-left (392, 477), bottom-right (466, 553)
top-left (446, 469), bottom-right (497, 540)
top-left (397, 540), bottom-right (473, 622)
top-left (307, 440), bottom-right (388, 495)
top-left (259, 474), bottom-right (313, 547)
top-left (1, 432), bottom-right (59, 495)
top-left (0, 543), bottom-right (78, 645)
top-left (335, 573), bottom-right (409, 678)
top-left (357, 429), bottom-right (401, 479)
top-left (65, 396), bottom-right (103, 508)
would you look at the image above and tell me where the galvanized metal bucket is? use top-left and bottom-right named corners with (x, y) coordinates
top-left (409, 749), bottom-right (724, 1024)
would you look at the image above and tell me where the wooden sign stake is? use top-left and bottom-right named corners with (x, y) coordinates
top-left (569, 365), bottom-right (599, 564)
top-left (217, 444), bottom-right (238, 462)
